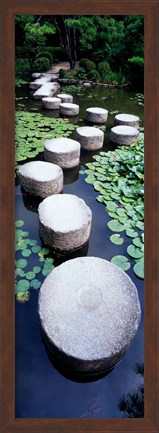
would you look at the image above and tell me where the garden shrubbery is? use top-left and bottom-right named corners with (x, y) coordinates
top-left (32, 56), bottom-right (51, 72)
top-left (87, 70), bottom-right (100, 82)
top-left (35, 51), bottom-right (53, 65)
top-left (97, 61), bottom-right (112, 78)
top-left (79, 58), bottom-right (96, 72)
top-left (15, 58), bottom-right (31, 74)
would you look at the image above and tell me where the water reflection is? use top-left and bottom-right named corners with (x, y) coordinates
top-left (118, 362), bottom-right (144, 417)
top-left (41, 328), bottom-right (114, 383)
top-left (63, 165), bottom-right (79, 184)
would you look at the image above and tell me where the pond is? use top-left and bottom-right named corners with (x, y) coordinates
top-left (15, 82), bottom-right (144, 418)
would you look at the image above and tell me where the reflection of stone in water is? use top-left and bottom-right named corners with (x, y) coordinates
top-left (60, 114), bottom-right (79, 125)
top-left (21, 187), bottom-right (43, 214)
top-left (63, 165), bottom-right (79, 185)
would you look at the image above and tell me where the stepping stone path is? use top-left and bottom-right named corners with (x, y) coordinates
top-left (39, 256), bottom-right (141, 375)
top-left (30, 76), bottom-right (53, 90)
top-left (42, 97), bottom-right (62, 110)
top-left (115, 113), bottom-right (140, 128)
top-left (76, 126), bottom-right (104, 150)
top-left (86, 107), bottom-right (108, 124)
top-left (44, 137), bottom-right (81, 169)
top-left (110, 125), bottom-right (140, 145)
top-left (38, 194), bottom-right (92, 251)
top-left (57, 93), bottom-right (73, 103)
top-left (18, 161), bottom-right (63, 198)
top-left (33, 83), bottom-right (60, 100)
top-left (32, 72), bottom-right (42, 79)
top-left (59, 102), bottom-right (79, 116)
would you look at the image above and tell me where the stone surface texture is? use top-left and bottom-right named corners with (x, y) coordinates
top-left (39, 256), bottom-right (141, 374)
top-left (57, 93), bottom-right (73, 103)
top-left (38, 194), bottom-right (92, 251)
top-left (86, 107), bottom-right (108, 124)
top-left (29, 76), bottom-right (53, 90)
top-left (33, 83), bottom-right (60, 100)
top-left (19, 161), bottom-right (63, 198)
top-left (32, 72), bottom-right (42, 79)
top-left (44, 137), bottom-right (81, 169)
top-left (115, 113), bottom-right (140, 128)
top-left (59, 103), bottom-right (79, 116)
top-left (42, 97), bottom-right (61, 110)
top-left (110, 125), bottom-right (140, 145)
top-left (76, 126), bottom-right (104, 150)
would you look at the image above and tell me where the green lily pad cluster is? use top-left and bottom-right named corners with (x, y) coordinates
top-left (81, 138), bottom-right (144, 278)
top-left (135, 93), bottom-right (144, 107)
top-left (15, 111), bottom-right (77, 172)
top-left (62, 84), bottom-right (83, 96)
top-left (15, 220), bottom-right (54, 302)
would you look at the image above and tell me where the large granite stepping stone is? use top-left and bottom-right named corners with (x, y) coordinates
top-left (57, 93), bottom-right (73, 103)
top-left (38, 194), bottom-right (92, 251)
top-left (59, 103), bottom-right (79, 116)
top-left (86, 107), bottom-right (108, 124)
top-left (29, 76), bottom-right (53, 90)
top-left (44, 137), bottom-right (80, 169)
top-left (115, 113), bottom-right (140, 128)
top-left (42, 97), bottom-right (61, 110)
top-left (76, 126), bottom-right (104, 150)
top-left (110, 125), bottom-right (140, 145)
top-left (39, 256), bottom-right (141, 375)
top-left (18, 161), bottom-right (63, 198)
top-left (32, 72), bottom-right (42, 79)
top-left (33, 83), bottom-right (60, 100)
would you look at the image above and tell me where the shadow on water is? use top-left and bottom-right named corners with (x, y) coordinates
top-left (40, 328), bottom-right (114, 384)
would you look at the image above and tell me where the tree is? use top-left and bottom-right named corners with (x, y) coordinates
top-left (118, 363), bottom-right (144, 418)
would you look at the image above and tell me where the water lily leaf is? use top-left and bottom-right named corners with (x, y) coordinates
top-left (107, 211), bottom-right (118, 218)
top-left (126, 229), bottom-right (138, 238)
top-left (132, 237), bottom-right (143, 248)
top-left (85, 176), bottom-right (96, 184)
top-left (116, 208), bottom-right (127, 217)
top-left (107, 220), bottom-right (125, 232)
top-left (127, 244), bottom-right (144, 259)
top-left (29, 239), bottom-right (38, 246)
top-left (22, 248), bottom-right (32, 257)
top-left (135, 221), bottom-right (144, 230)
top-left (30, 279), bottom-right (41, 289)
top-left (42, 268), bottom-right (52, 277)
top-left (106, 201), bottom-right (118, 213)
top-left (26, 271), bottom-right (36, 280)
top-left (110, 234), bottom-right (124, 245)
top-left (16, 279), bottom-right (30, 292)
top-left (32, 245), bottom-right (41, 253)
top-left (111, 255), bottom-right (131, 271)
top-left (96, 195), bottom-right (105, 204)
top-left (16, 258), bottom-right (27, 269)
top-left (33, 266), bottom-right (41, 274)
top-left (133, 260), bottom-right (144, 279)
top-left (15, 220), bottom-right (24, 227)
top-left (16, 291), bottom-right (30, 303)
top-left (15, 268), bottom-right (26, 277)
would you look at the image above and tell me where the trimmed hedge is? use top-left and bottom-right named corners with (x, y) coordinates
top-left (35, 51), bottom-right (53, 65)
top-left (97, 61), bottom-right (112, 78)
top-left (32, 56), bottom-right (51, 72)
top-left (87, 70), bottom-right (100, 82)
top-left (80, 58), bottom-right (96, 72)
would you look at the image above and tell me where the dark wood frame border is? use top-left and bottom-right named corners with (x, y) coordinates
top-left (0, 0), bottom-right (158, 432)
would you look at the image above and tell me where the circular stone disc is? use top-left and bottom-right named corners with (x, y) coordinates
top-left (115, 113), bottom-right (139, 123)
top-left (19, 161), bottom-right (62, 182)
top-left (42, 97), bottom-right (61, 103)
top-left (76, 126), bottom-right (104, 137)
top-left (111, 125), bottom-right (139, 136)
top-left (44, 137), bottom-right (80, 154)
top-left (86, 107), bottom-right (108, 115)
top-left (39, 257), bottom-right (141, 374)
top-left (57, 93), bottom-right (73, 99)
top-left (60, 103), bottom-right (79, 110)
top-left (38, 194), bottom-right (92, 232)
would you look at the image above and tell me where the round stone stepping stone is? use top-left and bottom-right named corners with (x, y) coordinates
top-left (110, 125), bottom-right (140, 145)
top-left (115, 113), bottom-right (140, 128)
top-left (38, 194), bottom-right (92, 251)
top-left (86, 107), bottom-right (108, 124)
top-left (18, 161), bottom-right (63, 198)
top-left (59, 103), bottom-right (79, 116)
top-left (42, 97), bottom-right (61, 110)
top-left (76, 126), bottom-right (104, 150)
top-left (57, 93), bottom-right (73, 103)
top-left (39, 256), bottom-right (141, 375)
top-left (44, 137), bottom-right (81, 169)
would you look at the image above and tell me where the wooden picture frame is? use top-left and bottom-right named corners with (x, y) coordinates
top-left (0, 0), bottom-right (158, 432)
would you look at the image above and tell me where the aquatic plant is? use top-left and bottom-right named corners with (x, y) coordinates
top-left (80, 137), bottom-right (144, 278)
top-left (15, 220), bottom-right (54, 302)
top-left (15, 111), bottom-right (77, 172)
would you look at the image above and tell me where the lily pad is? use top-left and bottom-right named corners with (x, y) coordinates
top-left (15, 220), bottom-right (24, 227)
top-left (26, 271), bottom-right (36, 280)
top-left (108, 220), bottom-right (125, 232)
top-left (16, 279), bottom-right (30, 292)
top-left (22, 248), bottom-right (32, 257)
top-left (133, 260), bottom-right (144, 279)
top-left (126, 229), bottom-right (138, 238)
top-left (30, 279), bottom-right (41, 289)
top-left (16, 259), bottom-right (27, 269)
top-left (111, 255), bottom-right (131, 271)
top-left (127, 244), bottom-right (144, 259)
top-left (110, 234), bottom-right (124, 245)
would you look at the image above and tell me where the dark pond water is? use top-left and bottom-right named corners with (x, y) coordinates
top-left (15, 83), bottom-right (144, 418)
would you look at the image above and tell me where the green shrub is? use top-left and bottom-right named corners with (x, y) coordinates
top-left (35, 51), bottom-right (52, 65)
top-left (80, 58), bottom-right (96, 72)
top-left (87, 70), bottom-right (100, 82)
top-left (128, 56), bottom-right (144, 89)
top-left (32, 56), bottom-right (50, 72)
top-left (77, 67), bottom-right (87, 79)
top-left (15, 58), bottom-right (31, 74)
top-left (97, 61), bottom-right (112, 78)
top-left (45, 46), bottom-right (66, 62)
top-left (59, 68), bottom-right (68, 78)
